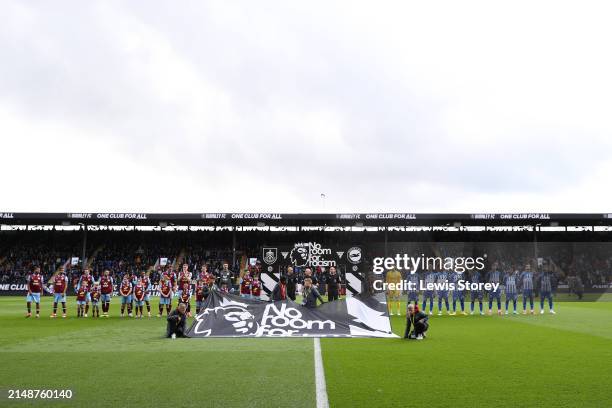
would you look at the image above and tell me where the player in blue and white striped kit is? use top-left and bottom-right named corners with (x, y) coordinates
top-left (538, 270), bottom-right (556, 314)
top-left (520, 264), bottom-right (535, 314)
top-left (407, 272), bottom-right (419, 305)
top-left (421, 269), bottom-right (436, 315)
top-left (449, 269), bottom-right (466, 315)
top-left (436, 269), bottom-right (450, 315)
top-left (504, 269), bottom-right (519, 314)
top-left (469, 270), bottom-right (484, 315)
top-left (487, 265), bottom-right (503, 315)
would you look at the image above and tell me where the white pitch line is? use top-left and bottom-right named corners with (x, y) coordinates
top-left (314, 337), bottom-right (330, 408)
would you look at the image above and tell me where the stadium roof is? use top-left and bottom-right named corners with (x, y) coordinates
top-left (1, 212), bottom-right (612, 227)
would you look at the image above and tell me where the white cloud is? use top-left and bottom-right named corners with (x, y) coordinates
top-left (1, 0), bottom-right (612, 213)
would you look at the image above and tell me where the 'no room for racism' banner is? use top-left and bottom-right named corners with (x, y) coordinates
top-left (186, 291), bottom-right (398, 338)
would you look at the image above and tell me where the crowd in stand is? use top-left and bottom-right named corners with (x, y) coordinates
top-left (2, 229), bottom-right (612, 290)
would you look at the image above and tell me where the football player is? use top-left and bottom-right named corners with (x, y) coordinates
top-left (77, 268), bottom-right (94, 317)
top-left (504, 269), bottom-right (519, 314)
top-left (76, 283), bottom-right (88, 317)
top-left (177, 264), bottom-right (192, 298)
top-left (203, 266), bottom-right (216, 289)
top-left (158, 275), bottom-right (173, 316)
top-left (436, 268), bottom-right (451, 316)
top-left (139, 270), bottom-right (152, 317)
top-left (469, 270), bottom-right (484, 315)
top-left (179, 288), bottom-right (192, 317)
top-left (385, 268), bottom-right (402, 316)
top-left (50, 266), bottom-right (68, 318)
top-left (119, 274), bottom-right (133, 317)
top-left (487, 264), bottom-right (503, 315)
top-left (406, 271), bottom-right (419, 306)
top-left (25, 266), bottom-right (44, 318)
top-left (198, 264), bottom-right (209, 281)
top-left (538, 269), bottom-right (556, 314)
top-left (162, 265), bottom-right (177, 292)
top-left (251, 274), bottom-right (262, 300)
top-left (421, 269), bottom-right (436, 316)
top-left (218, 262), bottom-right (234, 293)
top-left (239, 269), bottom-right (253, 299)
top-left (90, 282), bottom-right (101, 318)
top-left (450, 269), bottom-right (466, 315)
top-left (99, 269), bottom-right (114, 317)
top-left (194, 278), bottom-right (209, 314)
top-left (133, 281), bottom-right (146, 318)
top-left (520, 264), bottom-right (535, 315)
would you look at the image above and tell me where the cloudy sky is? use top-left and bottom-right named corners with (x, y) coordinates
top-left (2, 1), bottom-right (611, 213)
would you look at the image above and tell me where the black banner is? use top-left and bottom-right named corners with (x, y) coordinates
top-left (259, 242), bottom-right (365, 296)
top-left (1, 212), bottom-right (611, 226)
top-left (186, 291), bottom-right (397, 338)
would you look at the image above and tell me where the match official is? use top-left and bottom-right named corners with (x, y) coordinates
top-left (325, 266), bottom-right (341, 302)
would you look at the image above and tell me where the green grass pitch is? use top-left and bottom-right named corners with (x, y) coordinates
top-left (0, 296), bottom-right (611, 407)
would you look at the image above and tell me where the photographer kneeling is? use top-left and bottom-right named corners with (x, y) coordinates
top-left (166, 303), bottom-right (188, 338)
top-left (404, 303), bottom-right (429, 340)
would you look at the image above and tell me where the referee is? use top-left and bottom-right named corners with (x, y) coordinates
top-left (325, 266), bottom-right (341, 302)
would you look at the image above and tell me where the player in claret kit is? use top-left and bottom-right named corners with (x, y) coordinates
top-left (198, 264), bottom-right (209, 281)
top-left (161, 265), bottom-right (177, 292)
top-left (177, 264), bottom-right (192, 298)
top-left (26, 266), bottom-right (44, 318)
top-left (239, 269), bottom-right (253, 299)
top-left (487, 264), bottom-right (504, 315)
top-left (76, 283), bottom-right (88, 317)
top-left (194, 278), bottom-right (209, 314)
top-left (99, 269), bottom-right (113, 317)
top-left (179, 288), bottom-right (192, 317)
top-left (251, 274), bottom-right (262, 300)
top-left (50, 266), bottom-right (68, 318)
top-left (203, 266), bottom-right (216, 289)
top-left (133, 281), bottom-right (146, 318)
top-left (158, 275), bottom-right (173, 317)
top-left (78, 268), bottom-right (94, 317)
top-left (119, 275), bottom-right (134, 317)
top-left (139, 270), bottom-right (152, 317)
top-left (90, 282), bottom-right (101, 318)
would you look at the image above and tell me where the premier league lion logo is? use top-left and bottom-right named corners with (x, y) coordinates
top-left (194, 299), bottom-right (260, 336)
top-left (290, 243), bottom-right (310, 267)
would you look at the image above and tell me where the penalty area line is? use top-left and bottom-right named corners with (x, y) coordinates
top-left (314, 337), bottom-right (329, 408)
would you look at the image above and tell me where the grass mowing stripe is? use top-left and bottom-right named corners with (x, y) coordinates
top-left (314, 337), bottom-right (329, 408)
top-left (321, 301), bottom-right (612, 408)
top-left (502, 304), bottom-right (612, 340)
top-left (0, 297), bottom-right (317, 408)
